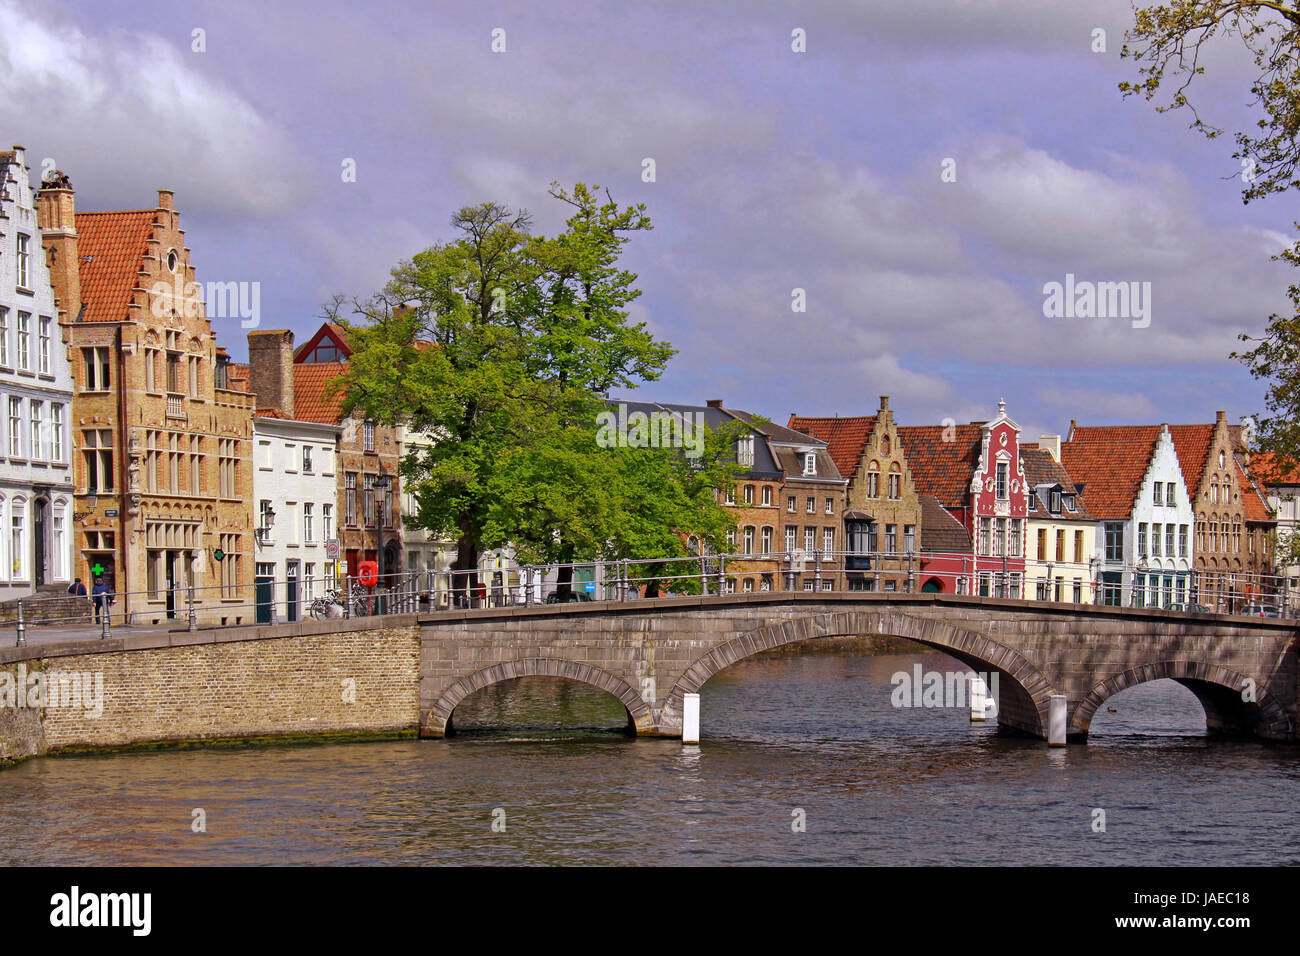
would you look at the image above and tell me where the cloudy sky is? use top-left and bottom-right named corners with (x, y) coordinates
top-left (1, 0), bottom-right (1293, 439)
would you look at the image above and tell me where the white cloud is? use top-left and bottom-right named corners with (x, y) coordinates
top-left (0, 0), bottom-right (306, 219)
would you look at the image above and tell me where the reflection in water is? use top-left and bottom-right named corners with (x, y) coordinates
top-left (0, 651), bottom-right (1296, 866)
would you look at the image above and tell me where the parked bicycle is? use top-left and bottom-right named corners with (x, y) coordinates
top-left (307, 589), bottom-right (345, 620)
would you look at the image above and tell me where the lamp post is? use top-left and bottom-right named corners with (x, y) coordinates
top-left (255, 503), bottom-right (276, 544)
top-left (374, 474), bottom-right (391, 612)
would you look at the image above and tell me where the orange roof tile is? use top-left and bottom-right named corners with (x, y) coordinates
top-left (1250, 451), bottom-right (1300, 486)
top-left (786, 415), bottom-right (876, 479)
top-left (292, 362), bottom-right (349, 423)
top-left (1060, 433), bottom-right (1159, 520)
top-left (75, 210), bottom-right (156, 323)
top-left (1069, 423), bottom-right (1212, 495)
top-left (1236, 457), bottom-right (1275, 523)
top-left (896, 424), bottom-right (984, 509)
top-left (225, 362), bottom-right (251, 393)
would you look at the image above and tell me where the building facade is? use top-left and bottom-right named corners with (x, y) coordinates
top-left (899, 401), bottom-right (1028, 598)
top-left (790, 397), bottom-right (924, 592)
top-left (0, 147), bottom-right (74, 601)
top-left (251, 408), bottom-right (341, 622)
top-left (240, 324), bottom-right (403, 589)
top-left (1063, 423), bottom-right (1194, 607)
top-left (1021, 437), bottom-right (1095, 604)
top-left (38, 180), bottom-right (255, 624)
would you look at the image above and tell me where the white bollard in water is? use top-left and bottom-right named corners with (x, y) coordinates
top-left (1048, 694), bottom-right (1067, 747)
top-left (970, 674), bottom-right (987, 721)
top-left (682, 692), bottom-right (700, 744)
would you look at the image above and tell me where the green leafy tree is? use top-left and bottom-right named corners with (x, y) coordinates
top-left (1121, 2), bottom-right (1300, 467)
top-left (1120, 0), bottom-right (1300, 204)
top-left (327, 184), bottom-right (736, 597)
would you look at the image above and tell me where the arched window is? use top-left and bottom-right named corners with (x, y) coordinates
top-left (51, 497), bottom-right (68, 581)
top-left (742, 578), bottom-right (754, 593)
top-left (744, 484), bottom-right (755, 505)
top-left (880, 434), bottom-right (891, 455)
top-left (0, 494), bottom-right (8, 583)
top-left (866, 461), bottom-right (880, 498)
top-left (743, 526), bottom-right (755, 555)
top-left (10, 496), bottom-right (25, 581)
top-left (888, 462), bottom-right (901, 500)
top-left (760, 526), bottom-right (773, 555)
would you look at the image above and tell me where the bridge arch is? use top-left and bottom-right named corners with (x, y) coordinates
top-left (663, 610), bottom-right (1057, 738)
top-left (1072, 662), bottom-right (1292, 741)
top-left (429, 658), bottom-right (654, 736)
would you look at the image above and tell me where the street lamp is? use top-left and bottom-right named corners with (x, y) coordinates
top-left (374, 475), bottom-right (392, 592)
top-left (254, 504), bottom-right (275, 541)
top-left (255, 504), bottom-right (276, 543)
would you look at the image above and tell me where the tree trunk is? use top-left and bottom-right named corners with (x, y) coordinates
top-left (454, 514), bottom-right (479, 607)
top-left (554, 543), bottom-right (575, 600)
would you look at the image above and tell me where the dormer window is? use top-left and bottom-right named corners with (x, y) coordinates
top-left (803, 452), bottom-right (817, 476)
top-left (1063, 494), bottom-right (1076, 512)
top-left (1050, 490), bottom-right (1061, 513)
top-left (737, 435), bottom-right (754, 468)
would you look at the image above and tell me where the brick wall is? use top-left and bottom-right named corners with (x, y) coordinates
top-left (0, 616), bottom-right (420, 761)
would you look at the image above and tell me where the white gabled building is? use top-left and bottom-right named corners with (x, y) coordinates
top-left (250, 411), bottom-right (341, 622)
top-left (1063, 423), bottom-right (1195, 608)
top-left (0, 148), bottom-right (74, 600)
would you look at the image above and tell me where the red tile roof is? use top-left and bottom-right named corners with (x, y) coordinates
top-left (1069, 423), bottom-right (1212, 494)
top-left (292, 362), bottom-right (349, 423)
top-left (1060, 433), bottom-right (1159, 520)
top-left (1236, 457), bottom-right (1275, 522)
top-left (1250, 451), bottom-right (1300, 486)
top-left (786, 415), bottom-right (876, 479)
top-left (75, 210), bottom-right (156, 323)
top-left (225, 362), bottom-right (250, 393)
top-left (896, 424), bottom-right (984, 509)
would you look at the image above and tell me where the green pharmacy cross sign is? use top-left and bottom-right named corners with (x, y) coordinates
top-left (213, 548), bottom-right (225, 562)
top-left (90, 563), bottom-right (106, 577)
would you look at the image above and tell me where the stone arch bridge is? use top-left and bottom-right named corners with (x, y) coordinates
top-left (420, 593), bottom-right (1299, 743)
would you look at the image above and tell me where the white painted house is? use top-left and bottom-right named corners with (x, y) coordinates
top-left (1063, 423), bottom-right (1195, 607)
top-left (251, 412), bottom-right (340, 622)
top-left (0, 148), bottom-right (74, 601)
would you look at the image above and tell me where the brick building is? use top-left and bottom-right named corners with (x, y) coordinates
top-left (898, 401), bottom-right (1029, 598)
top-left (790, 397), bottom-right (924, 592)
top-left (722, 407), bottom-right (846, 592)
top-left (239, 322), bottom-right (403, 586)
top-left (37, 180), bottom-right (255, 624)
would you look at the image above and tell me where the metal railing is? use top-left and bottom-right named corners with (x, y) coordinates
top-left (5, 549), bottom-right (1295, 647)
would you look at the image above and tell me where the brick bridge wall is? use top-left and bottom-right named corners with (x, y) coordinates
top-left (0, 594), bottom-right (1294, 765)
top-left (418, 593), bottom-right (1299, 742)
top-left (0, 616), bottom-right (420, 763)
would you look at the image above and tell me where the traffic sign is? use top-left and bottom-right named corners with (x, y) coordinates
top-left (325, 538), bottom-right (340, 560)
top-left (584, 581), bottom-right (595, 593)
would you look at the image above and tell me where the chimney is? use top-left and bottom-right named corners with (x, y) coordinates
top-left (706, 399), bottom-right (722, 408)
top-left (157, 189), bottom-right (174, 211)
top-left (1067, 419), bottom-right (1077, 441)
top-left (248, 330), bottom-right (295, 418)
top-left (879, 395), bottom-right (889, 410)
top-left (879, 395), bottom-right (893, 424)
top-left (1216, 409), bottom-right (1226, 424)
top-left (35, 166), bottom-right (81, 326)
top-left (1039, 434), bottom-right (1061, 462)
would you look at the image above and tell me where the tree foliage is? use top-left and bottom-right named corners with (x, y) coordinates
top-left (1120, 0), bottom-right (1300, 203)
top-left (1122, 2), bottom-right (1300, 469)
top-left (326, 183), bottom-right (741, 594)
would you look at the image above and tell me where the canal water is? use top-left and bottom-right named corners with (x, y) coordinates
top-left (1, 648), bottom-right (1297, 865)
